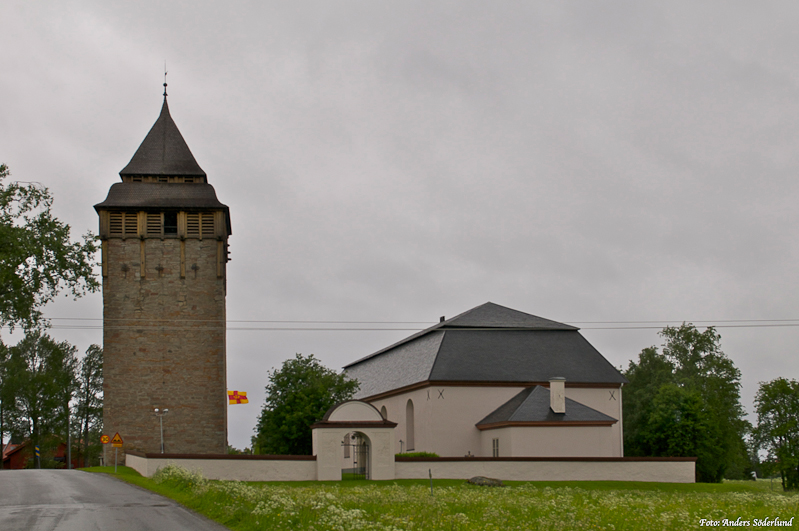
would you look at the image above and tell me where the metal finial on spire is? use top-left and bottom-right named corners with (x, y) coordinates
top-left (163, 64), bottom-right (168, 97)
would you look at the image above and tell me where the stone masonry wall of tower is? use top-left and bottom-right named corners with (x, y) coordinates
top-left (101, 231), bottom-right (227, 456)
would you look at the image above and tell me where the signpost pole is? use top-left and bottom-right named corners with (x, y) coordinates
top-left (100, 434), bottom-right (110, 467)
top-left (110, 433), bottom-right (123, 473)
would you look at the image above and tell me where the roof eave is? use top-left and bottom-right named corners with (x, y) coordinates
top-left (476, 420), bottom-right (617, 430)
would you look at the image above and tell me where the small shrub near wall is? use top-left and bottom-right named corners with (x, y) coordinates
top-left (396, 452), bottom-right (439, 458)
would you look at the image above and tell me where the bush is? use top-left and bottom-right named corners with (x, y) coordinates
top-left (396, 451), bottom-right (439, 458)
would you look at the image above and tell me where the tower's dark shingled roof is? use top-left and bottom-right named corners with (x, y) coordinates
top-left (119, 98), bottom-right (206, 177)
top-left (94, 183), bottom-right (228, 210)
top-left (94, 182), bottom-right (231, 234)
top-left (476, 385), bottom-right (618, 426)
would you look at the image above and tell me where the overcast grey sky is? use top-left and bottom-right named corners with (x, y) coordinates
top-left (3, 2), bottom-right (798, 450)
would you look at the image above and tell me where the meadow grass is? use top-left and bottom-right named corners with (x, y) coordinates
top-left (83, 465), bottom-right (798, 530)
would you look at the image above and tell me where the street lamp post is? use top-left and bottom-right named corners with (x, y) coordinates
top-left (66, 404), bottom-right (71, 469)
top-left (153, 408), bottom-right (169, 453)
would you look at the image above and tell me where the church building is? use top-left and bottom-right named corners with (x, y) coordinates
top-left (344, 302), bottom-right (627, 458)
top-left (95, 86), bottom-right (231, 456)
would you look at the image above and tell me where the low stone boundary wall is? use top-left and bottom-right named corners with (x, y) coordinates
top-left (125, 452), bottom-right (694, 483)
top-left (126, 451), bottom-right (317, 481)
top-left (395, 457), bottom-right (696, 483)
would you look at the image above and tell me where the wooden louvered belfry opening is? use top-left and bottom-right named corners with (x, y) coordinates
top-left (102, 210), bottom-right (221, 239)
top-left (146, 212), bottom-right (162, 237)
top-left (109, 211), bottom-right (139, 238)
top-left (186, 212), bottom-right (216, 238)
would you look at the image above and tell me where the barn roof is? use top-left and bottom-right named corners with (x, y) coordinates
top-left (345, 302), bottom-right (627, 399)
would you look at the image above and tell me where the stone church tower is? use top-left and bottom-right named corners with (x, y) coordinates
top-left (95, 87), bottom-right (231, 456)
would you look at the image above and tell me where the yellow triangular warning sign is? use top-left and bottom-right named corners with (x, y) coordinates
top-left (111, 432), bottom-right (124, 447)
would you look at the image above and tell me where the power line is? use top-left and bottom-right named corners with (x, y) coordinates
top-left (8, 322), bottom-right (799, 332)
top-left (39, 316), bottom-right (799, 325)
top-left (44, 317), bottom-right (435, 324)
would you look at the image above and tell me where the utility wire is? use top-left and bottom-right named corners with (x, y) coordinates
top-left (39, 317), bottom-right (799, 325)
top-left (6, 321), bottom-right (799, 332)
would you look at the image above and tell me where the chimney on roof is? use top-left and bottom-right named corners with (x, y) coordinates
top-left (549, 377), bottom-right (566, 414)
top-left (440, 316), bottom-right (445, 322)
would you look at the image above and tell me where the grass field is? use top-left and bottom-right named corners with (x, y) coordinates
top-left (84, 465), bottom-right (798, 530)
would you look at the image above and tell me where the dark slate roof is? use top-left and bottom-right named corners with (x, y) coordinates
top-left (119, 98), bottom-right (206, 177)
top-left (94, 183), bottom-right (228, 210)
top-left (476, 386), bottom-right (617, 426)
top-left (346, 302), bottom-right (576, 367)
top-left (444, 303), bottom-right (577, 330)
top-left (345, 303), bottom-right (627, 399)
top-left (427, 329), bottom-right (625, 383)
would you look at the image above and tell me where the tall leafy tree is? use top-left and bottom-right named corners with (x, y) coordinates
top-left (0, 163), bottom-right (98, 330)
top-left (252, 354), bottom-right (359, 455)
top-left (74, 344), bottom-right (103, 467)
top-left (754, 378), bottom-right (799, 490)
top-left (622, 345), bottom-right (675, 454)
top-left (5, 331), bottom-right (78, 465)
top-left (0, 341), bottom-right (10, 447)
top-left (624, 324), bottom-right (749, 482)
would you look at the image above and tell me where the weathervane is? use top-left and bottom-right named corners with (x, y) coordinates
top-left (163, 63), bottom-right (168, 97)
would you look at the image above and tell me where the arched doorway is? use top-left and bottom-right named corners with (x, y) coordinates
top-left (341, 431), bottom-right (370, 480)
top-left (311, 400), bottom-right (398, 481)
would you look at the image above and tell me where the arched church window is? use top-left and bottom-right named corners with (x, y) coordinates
top-left (406, 399), bottom-right (415, 451)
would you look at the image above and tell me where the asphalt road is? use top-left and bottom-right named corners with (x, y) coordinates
top-left (0, 469), bottom-right (229, 531)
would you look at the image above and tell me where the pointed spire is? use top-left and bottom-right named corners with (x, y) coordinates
top-left (119, 88), bottom-right (206, 179)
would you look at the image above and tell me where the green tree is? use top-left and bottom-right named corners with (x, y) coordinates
top-left (754, 378), bottom-right (799, 490)
top-left (252, 354), bottom-right (359, 455)
top-left (5, 331), bottom-right (78, 466)
top-left (0, 341), bottom-right (10, 447)
top-left (0, 163), bottom-right (98, 330)
top-left (622, 345), bottom-right (675, 454)
top-left (74, 344), bottom-right (103, 467)
top-left (624, 324), bottom-right (749, 482)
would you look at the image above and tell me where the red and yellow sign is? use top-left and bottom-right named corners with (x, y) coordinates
top-left (111, 432), bottom-right (124, 448)
top-left (228, 390), bottom-right (248, 405)
top-left (101, 435), bottom-right (110, 444)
